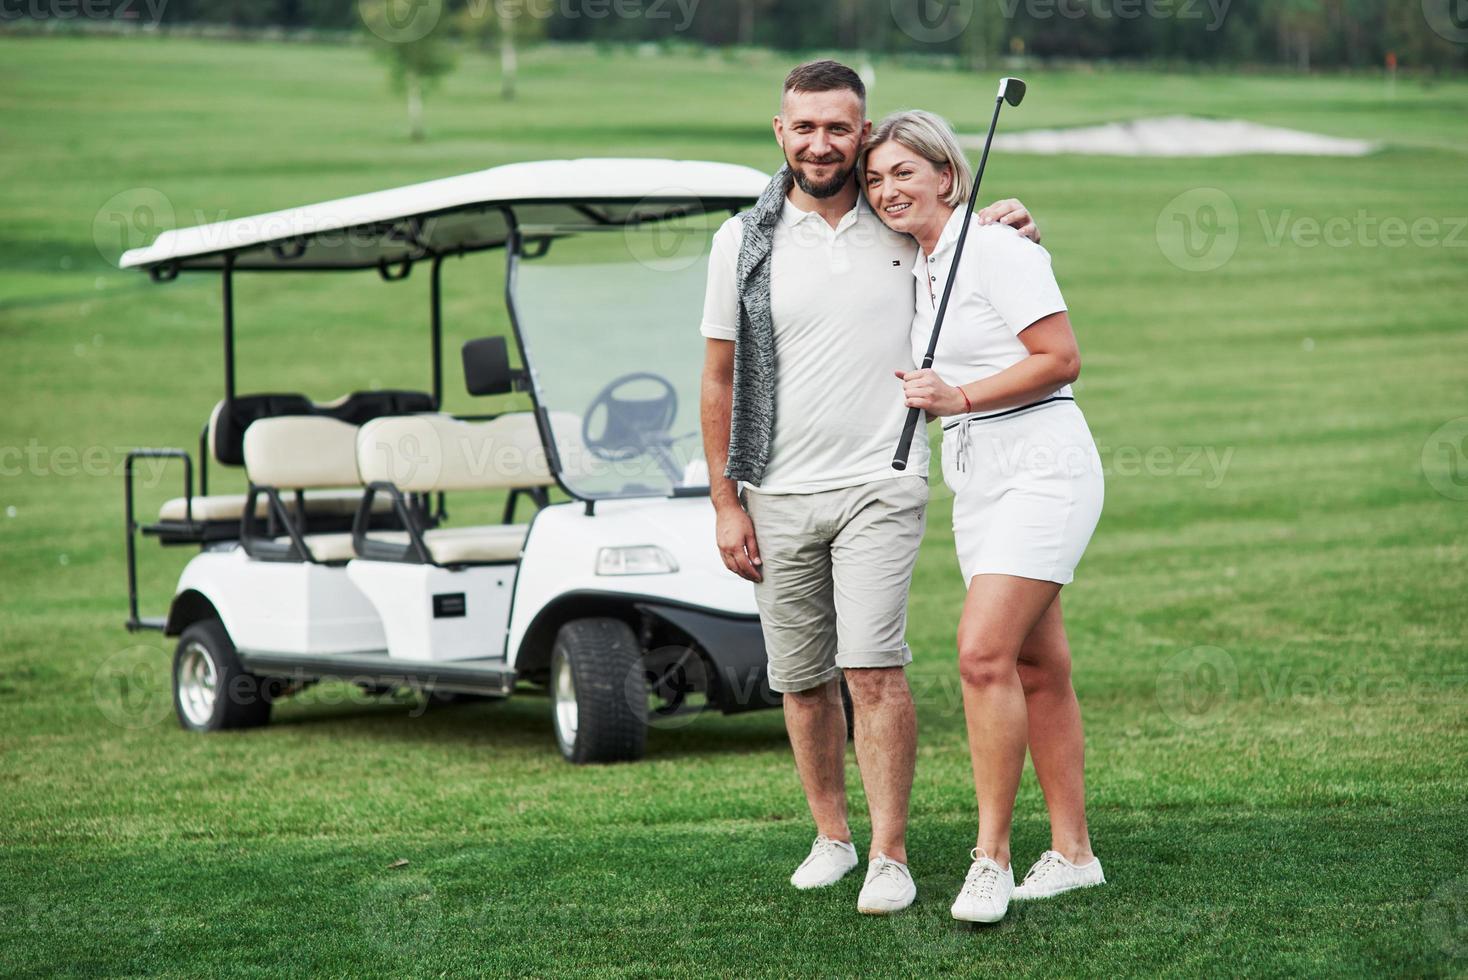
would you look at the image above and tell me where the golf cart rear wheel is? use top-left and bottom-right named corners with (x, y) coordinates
top-left (550, 618), bottom-right (647, 764)
top-left (173, 618), bottom-right (272, 732)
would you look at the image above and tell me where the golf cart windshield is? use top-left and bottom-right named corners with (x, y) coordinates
top-left (513, 215), bottom-right (724, 500)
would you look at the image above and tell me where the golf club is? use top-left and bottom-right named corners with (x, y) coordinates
top-left (892, 76), bottom-right (1027, 471)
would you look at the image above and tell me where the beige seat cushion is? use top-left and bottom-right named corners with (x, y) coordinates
top-left (158, 489), bottom-right (392, 524)
top-left (364, 524), bottom-right (529, 564)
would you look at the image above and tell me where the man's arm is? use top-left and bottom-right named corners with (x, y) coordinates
top-left (700, 338), bottom-right (762, 583)
top-left (978, 198), bottom-right (1041, 244)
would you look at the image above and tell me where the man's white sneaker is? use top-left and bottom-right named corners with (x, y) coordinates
top-left (790, 835), bottom-right (859, 890)
top-left (1012, 850), bottom-right (1105, 901)
top-left (857, 854), bottom-right (916, 915)
top-left (950, 849), bottom-right (1014, 923)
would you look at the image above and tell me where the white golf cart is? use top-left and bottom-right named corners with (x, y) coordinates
top-left (119, 158), bottom-right (788, 763)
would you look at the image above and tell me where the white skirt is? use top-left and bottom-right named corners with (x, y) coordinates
top-left (939, 400), bottom-right (1104, 586)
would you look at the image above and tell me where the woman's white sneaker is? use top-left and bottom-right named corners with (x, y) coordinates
top-left (1012, 850), bottom-right (1105, 900)
top-left (857, 854), bottom-right (916, 915)
top-left (950, 849), bottom-right (1014, 923)
top-left (790, 835), bottom-right (859, 889)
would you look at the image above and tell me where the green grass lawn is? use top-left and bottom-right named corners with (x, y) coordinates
top-left (2, 34), bottom-right (1467, 977)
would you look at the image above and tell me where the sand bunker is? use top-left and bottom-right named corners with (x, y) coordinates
top-left (970, 115), bottom-right (1377, 157)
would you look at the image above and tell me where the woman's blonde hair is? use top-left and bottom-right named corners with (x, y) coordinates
top-left (864, 109), bottom-right (973, 209)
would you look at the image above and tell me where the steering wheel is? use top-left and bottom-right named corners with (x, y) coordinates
top-left (582, 372), bottom-right (679, 462)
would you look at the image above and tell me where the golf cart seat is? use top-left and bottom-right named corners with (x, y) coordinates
top-left (353, 412), bottom-right (571, 567)
top-left (242, 415), bottom-right (424, 564)
top-left (153, 392), bottom-right (432, 533)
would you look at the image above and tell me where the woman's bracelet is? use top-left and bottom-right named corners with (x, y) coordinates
top-left (959, 386), bottom-right (972, 414)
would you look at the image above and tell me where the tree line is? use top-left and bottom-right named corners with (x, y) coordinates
top-left (12, 0), bottom-right (1467, 71)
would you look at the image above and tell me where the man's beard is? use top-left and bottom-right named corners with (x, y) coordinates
top-left (789, 153), bottom-right (855, 199)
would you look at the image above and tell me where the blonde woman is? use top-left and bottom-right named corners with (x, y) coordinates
top-left (863, 110), bottom-right (1105, 924)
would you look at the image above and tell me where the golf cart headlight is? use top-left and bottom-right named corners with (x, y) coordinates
top-left (596, 545), bottom-right (679, 576)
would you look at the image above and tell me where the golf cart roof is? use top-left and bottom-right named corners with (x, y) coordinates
top-left (118, 158), bottom-right (770, 273)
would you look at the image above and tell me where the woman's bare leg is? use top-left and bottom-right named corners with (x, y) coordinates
top-left (1017, 596), bottom-right (1094, 864)
top-left (957, 573), bottom-right (1062, 868)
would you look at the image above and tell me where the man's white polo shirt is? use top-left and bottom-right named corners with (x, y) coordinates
top-left (700, 196), bottom-right (929, 494)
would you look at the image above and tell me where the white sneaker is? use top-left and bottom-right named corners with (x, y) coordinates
top-left (1012, 850), bottom-right (1105, 900)
top-left (950, 849), bottom-right (1014, 923)
top-left (857, 854), bottom-right (916, 915)
top-left (790, 835), bottom-right (859, 890)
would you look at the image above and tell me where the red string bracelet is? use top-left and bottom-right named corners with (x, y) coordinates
top-left (959, 387), bottom-right (972, 414)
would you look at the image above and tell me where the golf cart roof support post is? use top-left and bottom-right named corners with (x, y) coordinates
top-left (222, 253), bottom-right (237, 402)
top-left (501, 215), bottom-right (593, 510)
top-left (430, 253), bottom-right (445, 410)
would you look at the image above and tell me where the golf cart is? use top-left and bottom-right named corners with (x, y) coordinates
top-left (119, 158), bottom-right (786, 763)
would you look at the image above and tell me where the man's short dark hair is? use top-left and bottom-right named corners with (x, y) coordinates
top-left (782, 60), bottom-right (866, 112)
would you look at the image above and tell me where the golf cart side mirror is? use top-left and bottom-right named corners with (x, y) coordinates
top-left (462, 336), bottom-right (521, 396)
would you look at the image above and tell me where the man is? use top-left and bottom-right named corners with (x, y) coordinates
top-left (699, 60), bottom-right (1039, 915)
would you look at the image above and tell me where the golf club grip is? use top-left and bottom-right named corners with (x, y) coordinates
top-left (891, 93), bottom-right (1008, 471)
top-left (892, 404), bottom-right (923, 470)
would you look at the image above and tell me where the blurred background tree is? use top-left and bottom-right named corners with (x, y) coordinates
top-left (10, 0), bottom-right (1464, 71)
top-left (359, 0), bottom-right (456, 141)
top-left (457, 0), bottom-right (547, 100)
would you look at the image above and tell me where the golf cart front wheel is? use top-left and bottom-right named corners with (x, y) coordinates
top-left (550, 618), bottom-right (647, 764)
top-left (173, 618), bottom-right (272, 732)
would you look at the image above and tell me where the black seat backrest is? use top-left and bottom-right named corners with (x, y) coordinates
top-left (210, 394), bottom-right (315, 467)
top-left (207, 390), bottom-right (435, 467)
top-left (321, 389), bottom-right (436, 427)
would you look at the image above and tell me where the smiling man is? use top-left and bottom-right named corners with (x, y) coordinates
top-left (699, 60), bottom-right (1040, 915)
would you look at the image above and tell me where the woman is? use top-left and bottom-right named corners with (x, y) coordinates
top-left (864, 110), bottom-right (1106, 924)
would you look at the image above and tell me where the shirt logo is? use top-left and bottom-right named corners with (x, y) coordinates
top-left (892, 260), bottom-right (901, 266)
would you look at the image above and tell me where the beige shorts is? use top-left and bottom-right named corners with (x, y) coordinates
top-left (742, 475), bottom-right (929, 694)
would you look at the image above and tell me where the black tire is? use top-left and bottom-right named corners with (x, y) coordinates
top-left (172, 618), bottom-right (272, 732)
top-left (549, 617), bottom-right (647, 764)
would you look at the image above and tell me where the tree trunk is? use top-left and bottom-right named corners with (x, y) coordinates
top-left (407, 72), bottom-right (424, 142)
top-left (738, 0), bottom-right (754, 46)
top-left (500, 12), bottom-right (518, 100)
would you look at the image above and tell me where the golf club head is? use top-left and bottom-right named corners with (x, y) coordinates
top-left (998, 77), bottom-right (1027, 107)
